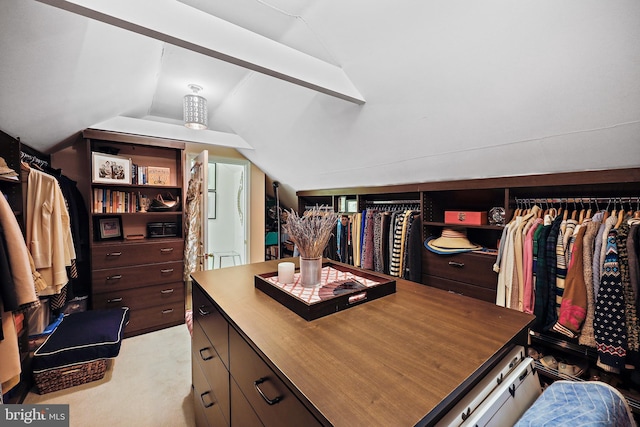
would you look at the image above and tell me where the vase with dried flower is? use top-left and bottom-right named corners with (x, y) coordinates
top-left (283, 205), bottom-right (338, 286)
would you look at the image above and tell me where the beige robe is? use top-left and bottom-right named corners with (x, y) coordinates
top-left (0, 191), bottom-right (38, 389)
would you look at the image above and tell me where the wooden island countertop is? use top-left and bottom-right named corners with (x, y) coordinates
top-left (190, 258), bottom-right (534, 426)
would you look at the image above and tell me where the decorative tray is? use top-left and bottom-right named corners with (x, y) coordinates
top-left (255, 261), bottom-right (396, 321)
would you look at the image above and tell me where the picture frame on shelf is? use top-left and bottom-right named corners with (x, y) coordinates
top-left (146, 166), bottom-right (171, 186)
top-left (92, 152), bottom-right (131, 184)
top-left (95, 216), bottom-right (123, 241)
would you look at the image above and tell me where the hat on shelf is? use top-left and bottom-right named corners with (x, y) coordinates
top-left (424, 227), bottom-right (483, 254)
top-left (0, 157), bottom-right (18, 178)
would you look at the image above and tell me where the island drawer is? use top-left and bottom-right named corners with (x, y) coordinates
top-left (229, 327), bottom-right (322, 427)
top-left (193, 284), bottom-right (229, 368)
top-left (192, 345), bottom-right (229, 427)
top-left (193, 319), bottom-right (230, 424)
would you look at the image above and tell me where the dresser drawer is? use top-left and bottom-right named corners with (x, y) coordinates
top-left (192, 346), bottom-right (229, 427)
top-left (92, 261), bottom-right (183, 293)
top-left (192, 319), bottom-right (230, 424)
top-left (422, 249), bottom-right (497, 290)
top-left (229, 327), bottom-right (322, 427)
top-left (93, 282), bottom-right (184, 311)
top-left (125, 300), bottom-right (184, 336)
top-left (423, 275), bottom-right (497, 303)
top-left (92, 239), bottom-right (184, 269)
top-left (231, 378), bottom-right (264, 427)
top-left (193, 284), bottom-right (229, 369)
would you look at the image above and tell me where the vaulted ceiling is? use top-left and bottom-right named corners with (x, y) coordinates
top-left (1, 0), bottom-right (639, 194)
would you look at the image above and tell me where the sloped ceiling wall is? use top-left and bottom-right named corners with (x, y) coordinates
top-left (1, 0), bottom-right (639, 195)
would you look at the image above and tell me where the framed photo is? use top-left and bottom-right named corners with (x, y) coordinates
top-left (96, 216), bottom-right (123, 241)
top-left (92, 152), bottom-right (131, 184)
top-left (208, 190), bottom-right (216, 219)
top-left (207, 162), bottom-right (216, 190)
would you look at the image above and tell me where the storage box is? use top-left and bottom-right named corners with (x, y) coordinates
top-left (444, 211), bottom-right (488, 225)
top-left (147, 222), bottom-right (178, 238)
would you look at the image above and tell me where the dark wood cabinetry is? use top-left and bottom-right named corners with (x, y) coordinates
top-left (80, 130), bottom-right (186, 337)
top-left (192, 282), bottom-right (319, 427)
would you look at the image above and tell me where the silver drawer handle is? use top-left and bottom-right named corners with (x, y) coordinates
top-left (161, 288), bottom-right (174, 294)
top-left (106, 252), bottom-right (122, 257)
top-left (254, 377), bottom-right (282, 405)
top-left (448, 261), bottom-right (465, 268)
top-left (160, 268), bottom-right (174, 274)
top-left (198, 305), bottom-right (210, 316)
top-left (160, 248), bottom-right (174, 253)
top-left (200, 391), bottom-right (215, 408)
top-left (107, 274), bottom-right (122, 280)
top-left (162, 309), bottom-right (174, 314)
top-left (107, 298), bottom-right (123, 303)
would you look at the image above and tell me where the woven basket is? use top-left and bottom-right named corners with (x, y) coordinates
top-left (34, 359), bottom-right (108, 394)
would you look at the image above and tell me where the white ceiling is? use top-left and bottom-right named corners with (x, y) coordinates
top-left (1, 0), bottom-right (639, 194)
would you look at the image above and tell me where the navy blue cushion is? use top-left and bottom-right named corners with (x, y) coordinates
top-left (32, 308), bottom-right (129, 372)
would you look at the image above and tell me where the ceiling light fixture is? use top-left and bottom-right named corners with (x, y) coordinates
top-left (183, 84), bottom-right (208, 130)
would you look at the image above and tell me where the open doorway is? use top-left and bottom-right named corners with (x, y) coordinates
top-left (185, 153), bottom-right (249, 271)
top-left (205, 158), bottom-right (249, 269)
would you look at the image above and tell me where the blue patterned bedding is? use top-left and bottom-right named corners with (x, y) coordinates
top-left (515, 380), bottom-right (636, 426)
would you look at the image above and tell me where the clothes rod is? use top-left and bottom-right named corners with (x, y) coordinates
top-left (514, 196), bottom-right (640, 208)
top-left (366, 200), bottom-right (421, 205)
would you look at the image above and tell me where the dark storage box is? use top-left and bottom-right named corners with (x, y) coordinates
top-left (147, 222), bottom-right (178, 238)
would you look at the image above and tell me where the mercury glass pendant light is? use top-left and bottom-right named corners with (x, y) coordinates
top-left (183, 84), bottom-right (208, 130)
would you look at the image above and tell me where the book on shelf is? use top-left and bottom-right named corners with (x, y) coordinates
top-left (93, 188), bottom-right (140, 213)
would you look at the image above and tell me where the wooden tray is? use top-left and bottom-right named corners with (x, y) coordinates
top-left (255, 261), bottom-right (396, 321)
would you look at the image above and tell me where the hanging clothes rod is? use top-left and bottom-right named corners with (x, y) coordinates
top-left (366, 199), bottom-right (421, 205)
top-left (20, 151), bottom-right (49, 167)
top-left (514, 197), bottom-right (640, 212)
top-left (514, 196), bottom-right (639, 205)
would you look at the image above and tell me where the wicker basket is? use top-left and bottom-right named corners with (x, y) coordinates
top-left (33, 359), bottom-right (108, 394)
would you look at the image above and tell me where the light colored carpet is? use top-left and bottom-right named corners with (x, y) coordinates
top-left (24, 324), bottom-right (195, 427)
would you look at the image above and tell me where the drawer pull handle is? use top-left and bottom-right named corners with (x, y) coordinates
top-left (160, 248), bottom-right (174, 253)
top-left (106, 252), bottom-right (122, 257)
top-left (161, 289), bottom-right (174, 295)
top-left (200, 391), bottom-right (215, 408)
top-left (160, 268), bottom-right (174, 274)
top-left (162, 309), bottom-right (174, 314)
top-left (199, 347), bottom-right (214, 361)
top-left (198, 305), bottom-right (210, 316)
top-left (254, 377), bottom-right (282, 405)
top-left (107, 275), bottom-right (122, 280)
top-left (107, 298), bottom-right (123, 303)
top-left (448, 261), bottom-right (465, 268)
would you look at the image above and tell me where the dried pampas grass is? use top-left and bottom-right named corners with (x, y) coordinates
top-left (283, 205), bottom-right (338, 259)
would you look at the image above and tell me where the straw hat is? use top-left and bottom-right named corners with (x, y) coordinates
top-left (424, 227), bottom-right (482, 254)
